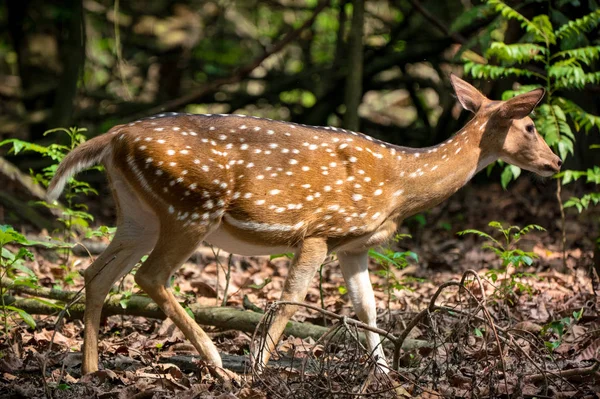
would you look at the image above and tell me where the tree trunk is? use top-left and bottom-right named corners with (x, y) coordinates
top-left (50, 0), bottom-right (86, 128)
top-left (342, 0), bottom-right (364, 132)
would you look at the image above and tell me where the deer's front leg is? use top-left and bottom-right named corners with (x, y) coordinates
top-left (254, 237), bottom-right (328, 369)
top-left (338, 250), bottom-right (389, 371)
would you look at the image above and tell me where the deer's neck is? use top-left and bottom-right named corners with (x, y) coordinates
top-left (389, 120), bottom-right (495, 218)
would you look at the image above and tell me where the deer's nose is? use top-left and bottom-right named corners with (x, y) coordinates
top-left (556, 157), bottom-right (563, 168)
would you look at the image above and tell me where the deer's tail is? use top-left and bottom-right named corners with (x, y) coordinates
top-left (46, 132), bottom-right (115, 201)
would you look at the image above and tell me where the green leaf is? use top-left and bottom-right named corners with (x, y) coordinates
top-left (556, 9), bottom-right (600, 40)
top-left (0, 225), bottom-right (28, 246)
top-left (30, 298), bottom-right (64, 311)
top-left (549, 63), bottom-right (600, 90)
top-left (509, 165), bottom-right (521, 180)
top-left (4, 306), bottom-right (36, 328)
top-left (10, 262), bottom-right (36, 276)
top-left (501, 85), bottom-right (543, 100)
top-left (248, 278), bottom-right (271, 290)
top-left (12, 247), bottom-right (34, 263)
top-left (457, 228), bottom-right (502, 247)
top-left (0, 139), bottom-right (50, 156)
top-left (556, 169), bottom-right (587, 185)
top-left (487, 0), bottom-right (555, 44)
top-left (552, 46), bottom-right (600, 66)
top-left (464, 61), bottom-right (536, 80)
top-left (553, 97), bottom-right (600, 134)
top-left (545, 340), bottom-right (560, 351)
top-left (501, 165), bottom-right (514, 189)
top-left (487, 42), bottom-right (546, 64)
top-left (564, 193), bottom-right (600, 212)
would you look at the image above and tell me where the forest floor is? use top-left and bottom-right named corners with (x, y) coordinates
top-left (0, 178), bottom-right (599, 398)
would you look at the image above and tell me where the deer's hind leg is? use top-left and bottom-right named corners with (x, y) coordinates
top-left (82, 175), bottom-right (159, 374)
top-left (133, 220), bottom-right (222, 368)
top-left (253, 237), bottom-right (328, 369)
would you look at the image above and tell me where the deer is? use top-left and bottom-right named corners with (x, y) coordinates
top-left (47, 74), bottom-right (561, 378)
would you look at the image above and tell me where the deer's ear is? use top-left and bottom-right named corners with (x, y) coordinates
top-left (450, 74), bottom-right (486, 113)
top-left (496, 88), bottom-right (545, 120)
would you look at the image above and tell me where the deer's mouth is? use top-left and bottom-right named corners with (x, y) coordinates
top-left (537, 160), bottom-right (561, 177)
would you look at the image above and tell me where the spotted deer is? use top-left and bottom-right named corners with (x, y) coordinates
top-left (47, 75), bottom-right (561, 376)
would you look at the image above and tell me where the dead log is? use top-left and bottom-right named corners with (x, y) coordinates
top-left (2, 279), bottom-right (430, 351)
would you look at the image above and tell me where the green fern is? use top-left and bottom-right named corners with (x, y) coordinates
top-left (464, 62), bottom-right (537, 79)
top-left (487, 0), bottom-right (555, 44)
top-left (536, 104), bottom-right (575, 160)
top-left (549, 63), bottom-right (600, 89)
top-left (555, 9), bottom-right (600, 40)
top-left (487, 42), bottom-right (547, 64)
top-left (462, 1), bottom-right (600, 192)
top-left (564, 193), bottom-right (600, 212)
top-left (554, 97), bottom-right (600, 133)
top-left (501, 85), bottom-right (541, 100)
top-left (552, 46), bottom-right (600, 66)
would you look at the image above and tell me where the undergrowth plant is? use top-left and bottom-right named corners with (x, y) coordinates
top-left (543, 307), bottom-right (583, 352)
top-left (0, 226), bottom-right (37, 332)
top-left (460, 1), bottom-right (600, 187)
top-left (0, 225), bottom-right (65, 335)
top-left (0, 127), bottom-right (99, 237)
top-left (368, 234), bottom-right (419, 314)
top-left (458, 221), bottom-right (544, 305)
top-left (0, 128), bottom-right (113, 335)
top-left (457, 0), bottom-right (600, 265)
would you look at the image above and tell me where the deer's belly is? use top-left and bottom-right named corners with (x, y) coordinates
top-left (204, 217), bottom-right (295, 256)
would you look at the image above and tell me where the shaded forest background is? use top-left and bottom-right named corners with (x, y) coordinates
top-left (1, 0), bottom-right (598, 176)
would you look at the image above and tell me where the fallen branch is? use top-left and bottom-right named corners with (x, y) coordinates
top-left (2, 280), bottom-right (428, 352)
top-left (525, 363), bottom-right (600, 383)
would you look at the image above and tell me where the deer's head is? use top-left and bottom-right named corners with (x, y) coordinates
top-left (450, 74), bottom-right (562, 177)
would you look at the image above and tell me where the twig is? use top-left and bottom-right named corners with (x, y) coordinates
top-left (393, 280), bottom-right (464, 369)
top-left (275, 300), bottom-right (399, 344)
top-left (557, 179), bottom-right (567, 269)
top-left (221, 254), bottom-right (233, 307)
top-left (525, 363), bottom-right (600, 383)
top-left (459, 269), bottom-right (509, 395)
top-left (318, 263), bottom-right (327, 326)
top-left (209, 245), bottom-right (221, 305)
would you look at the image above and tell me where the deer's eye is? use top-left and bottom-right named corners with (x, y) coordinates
top-left (526, 124), bottom-right (535, 133)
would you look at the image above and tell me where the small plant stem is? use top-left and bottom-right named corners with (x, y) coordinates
top-left (0, 262), bottom-right (8, 335)
top-left (386, 265), bottom-right (392, 324)
top-left (221, 254), bottom-right (233, 307)
top-left (211, 246), bottom-right (221, 306)
top-left (556, 179), bottom-right (567, 269)
top-left (318, 263), bottom-right (327, 326)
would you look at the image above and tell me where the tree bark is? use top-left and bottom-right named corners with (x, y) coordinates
top-left (50, 0), bottom-right (86, 128)
top-left (342, 0), bottom-right (364, 132)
